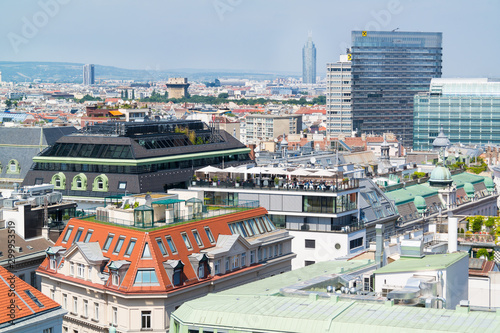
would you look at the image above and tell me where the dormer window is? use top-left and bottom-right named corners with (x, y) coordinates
top-left (50, 258), bottom-right (56, 270)
top-left (112, 273), bottom-right (119, 286)
top-left (181, 233), bottom-right (192, 250)
top-left (77, 263), bottom-right (85, 278)
top-left (204, 227), bottom-right (215, 244)
top-left (62, 226), bottom-right (73, 243)
top-left (103, 234), bottom-right (114, 252)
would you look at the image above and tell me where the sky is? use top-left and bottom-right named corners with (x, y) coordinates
top-left (2, 0), bottom-right (499, 78)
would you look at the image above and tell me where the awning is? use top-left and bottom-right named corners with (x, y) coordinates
top-left (109, 110), bottom-right (123, 116)
top-left (152, 199), bottom-right (185, 205)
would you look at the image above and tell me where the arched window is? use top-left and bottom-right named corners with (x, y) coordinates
top-left (51, 172), bottom-right (66, 189)
top-left (7, 159), bottom-right (20, 174)
top-left (92, 174), bottom-right (109, 192)
top-left (71, 173), bottom-right (88, 191)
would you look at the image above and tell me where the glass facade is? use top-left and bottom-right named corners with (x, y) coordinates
top-left (413, 79), bottom-right (500, 150)
top-left (302, 35), bottom-right (317, 84)
top-left (351, 31), bottom-right (442, 147)
top-left (302, 194), bottom-right (357, 214)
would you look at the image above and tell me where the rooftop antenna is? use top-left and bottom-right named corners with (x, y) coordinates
top-left (392, 28), bottom-right (400, 32)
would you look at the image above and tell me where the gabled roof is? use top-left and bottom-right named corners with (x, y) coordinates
top-left (0, 266), bottom-right (61, 325)
top-left (203, 234), bottom-right (253, 256)
top-left (67, 242), bottom-right (107, 262)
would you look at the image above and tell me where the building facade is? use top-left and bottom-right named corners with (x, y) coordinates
top-left (351, 31), bottom-right (442, 147)
top-left (326, 54), bottom-right (352, 136)
top-left (245, 114), bottom-right (302, 145)
top-left (302, 34), bottom-right (317, 84)
top-left (83, 64), bottom-right (95, 85)
top-left (413, 78), bottom-right (500, 150)
top-left (37, 204), bottom-right (294, 332)
top-left (166, 78), bottom-right (190, 99)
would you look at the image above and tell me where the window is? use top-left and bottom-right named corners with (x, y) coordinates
top-left (250, 250), bottom-right (255, 264)
top-left (62, 226), bottom-right (73, 243)
top-left (141, 311), bottom-right (152, 329)
top-left (71, 173), bottom-right (87, 191)
top-left (225, 257), bottom-right (230, 271)
top-left (94, 303), bottom-right (99, 321)
top-left (19, 274), bottom-right (25, 281)
top-left (214, 259), bottom-right (221, 274)
top-left (112, 307), bottom-right (118, 325)
top-left (165, 236), bottom-right (177, 253)
top-left (103, 234), bottom-right (114, 251)
top-left (63, 294), bottom-right (67, 309)
top-left (241, 252), bottom-right (246, 267)
top-left (133, 269), bottom-right (159, 286)
top-left (205, 227), bottom-right (215, 243)
top-left (350, 237), bottom-right (363, 250)
top-left (77, 264), bottom-right (85, 278)
top-left (50, 258), bottom-right (56, 270)
top-left (73, 228), bottom-right (83, 243)
top-left (118, 181), bottom-right (127, 190)
top-left (258, 248), bottom-right (262, 262)
top-left (305, 260), bottom-right (315, 266)
top-left (198, 263), bottom-right (205, 278)
top-left (173, 267), bottom-right (183, 286)
top-left (142, 243), bottom-right (152, 258)
top-left (83, 230), bottom-right (93, 243)
top-left (43, 329), bottom-right (53, 333)
top-left (181, 233), bottom-right (192, 250)
top-left (83, 300), bottom-right (88, 317)
top-left (92, 174), bottom-right (108, 192)
top-left (305, 239), bottom-right (315, 249)
top-left (70, 263), bottom-right (74, 276)
top-left (278, 243), bottom-right (282, 255)
top-left (112, 273), bottom-right (119, 286)
top-left (156, 238), bottom-right (168, 256)
top-left (192, 230), bottom-right (203, 247)
top-left (125, 238), bottom-right (136, 256)
top-left (232, 255), bottom-right (239, 269)
top-left (7, 159), bottom-right (20, 174)
top-left (274, 245), bottom-right (278, 257)
top-left (73, 297), bottom-right (78, 314)
top-left (113, 237), bottom-right (125, 254)
top-left (50, 289), bottom-right (54, 300)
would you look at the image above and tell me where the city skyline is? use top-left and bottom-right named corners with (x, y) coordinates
top-left (1, 0), bottom-right (499, 78)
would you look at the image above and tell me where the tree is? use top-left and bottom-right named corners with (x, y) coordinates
top-left (471, 215), bottom-right (484, 233)
top-left (485, 216), bottom-right (495, 228)
top-left (476, 248), bottom-right (492, 260)
top-left (218, 93), bottom-right (229, 99)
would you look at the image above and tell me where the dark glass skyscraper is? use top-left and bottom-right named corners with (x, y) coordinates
top-left (302, 34), bottom-right (316, 84)
top-left (350, 31), bottom-right (442, 147)
top-left (83, 64), bottom-right (95, 85)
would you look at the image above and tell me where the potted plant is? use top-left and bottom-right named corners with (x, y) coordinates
top-left (274, 177), bottom-right (280, 188)
top-left (235, 176), bottom-right (241, 187)
top-left (212, 176), bottom-right (218, 186)
top-left (192, 175), bottom-right (197, 186)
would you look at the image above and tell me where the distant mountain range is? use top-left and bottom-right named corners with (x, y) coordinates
top-left (0, 61), bottom-right (300, 83)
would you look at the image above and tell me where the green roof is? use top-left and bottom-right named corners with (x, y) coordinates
top-left (385, 184), bottom-right (438, 205)
top-left (218, 259), bottom-right (373, 296)
top-left (452, 172), bottom-right (485, 188)
top-left (374, 252), bottom-right (468, 274)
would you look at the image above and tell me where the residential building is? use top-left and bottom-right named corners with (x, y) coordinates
top-left (166, 78), bottom-right (190, 99)
top-left (413, 78), bottom-right (500, 150)
top-left (302, 33), bottom-right (317, 84)
top-left (22, 120), bottom-right (253, 196)
top-left (0, 126), bottom-right (76, 187)
top-left (326, 54), bottom-right (352, 136)
top-left (351, 31), bottom-right (442, 147)
top-left (37, 198), bottom-right (294, 332)
top-left (170, 254), bottom-right (490, 333)
top-left (83, 64), bottom-right (95, 86)
top-left (246, 114), bottom-right (302, 145)
top-left (0, 266), bottom-right (66, 333)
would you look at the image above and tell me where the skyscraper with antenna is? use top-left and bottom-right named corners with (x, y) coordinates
top-left (302, 32), bottom-right (316, 84)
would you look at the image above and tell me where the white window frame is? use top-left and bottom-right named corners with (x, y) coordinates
top-left (77, 263), bottom-right (85, 278)
top-left (112, 307), bottom-right (118, 325)
top-left (83, 299), bottom-right (88, 317)
top-left (94, 302), bottom-right (99, 321)
top-left (73, 297), bottom-right (78, 314)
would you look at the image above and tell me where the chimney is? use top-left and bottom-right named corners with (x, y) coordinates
top-left (448, 215), bottom-right (458, 253)
top-left (375, 224), bottom-right (384, 268)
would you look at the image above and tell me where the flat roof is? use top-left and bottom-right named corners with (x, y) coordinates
top-left (374, 252), bottom-right (468, 274)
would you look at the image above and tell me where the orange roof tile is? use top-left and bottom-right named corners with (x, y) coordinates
top-left (0, 266), bottom-right (60, 325)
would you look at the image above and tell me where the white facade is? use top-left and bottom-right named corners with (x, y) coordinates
top-left (468, 272), bottom-right (500, 308)
top-left (326, 55), bottom-right (352, 136)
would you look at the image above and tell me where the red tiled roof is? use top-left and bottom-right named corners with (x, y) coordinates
top-left (38, 207), bottom-right (269, 295)
top-left (0, 266), bottom-right (60, 324)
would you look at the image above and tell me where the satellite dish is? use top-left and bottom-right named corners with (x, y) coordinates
top-left (310, 157), bottom-right (316, 164)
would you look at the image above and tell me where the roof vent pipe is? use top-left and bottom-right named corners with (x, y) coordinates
top-left (375, 224), bottom-right (384, 268)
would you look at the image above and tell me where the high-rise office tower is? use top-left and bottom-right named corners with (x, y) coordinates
top-left (302, 33), bottom-right (316, 84)
top-left (83, 64), bottom-right (95, 85)
top-left (351, 31), bottom-right (442, 147)
top-left (326, 54), bottom-right (352, 136)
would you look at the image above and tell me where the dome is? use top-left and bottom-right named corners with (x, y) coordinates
top-left (429, 166), bottom-right (452, 187)
top-left (484, 177), bottom-right (495, 192)
top-left (414, 196), bottom-right (427, 213)
top-left (464, 183), bottom-right (475, 198)
top-left (432, 126), bottom-right (451, 149)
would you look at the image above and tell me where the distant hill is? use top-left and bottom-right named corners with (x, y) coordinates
top-left (0, 61), bottom-right (299, 83)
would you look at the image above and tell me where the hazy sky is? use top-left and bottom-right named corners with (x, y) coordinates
top-left (2, 0), bottom-right (499, 77)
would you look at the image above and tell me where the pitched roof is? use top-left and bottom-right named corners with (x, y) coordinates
top-left (0, 266), bottom-right (61, 325)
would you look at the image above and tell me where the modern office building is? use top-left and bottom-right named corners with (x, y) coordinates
top-left (245, 114), bottom-right (302, 145)
top-left (37, 197), bottom-right (294, 332)
top-left (22, 120), bottom-right (253, 197)
top-left (83, 64), bottom-right (95, 85)
top-left (413, 78), bottom-right (500, 150)
top-left (326, 54), bottom-right (352, 136)
top-left (302, 33), bottom-right (317, 84)
top-left (351, 31), bottom-right (442, 147)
